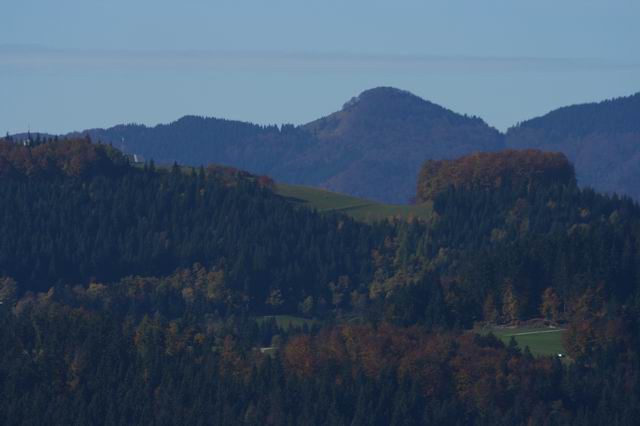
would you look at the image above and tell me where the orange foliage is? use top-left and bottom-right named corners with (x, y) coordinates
top-left (282, 323), bottom-right (557, 412)
top-left (283, 335), bottom-right (316, 377)
top-left (0, 138), bottom-right (125, 179)
top-left (417, 149), bottom-right (575, 202)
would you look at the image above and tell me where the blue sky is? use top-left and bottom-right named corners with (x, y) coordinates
top-left (2, 0), bottom-right (639, 134)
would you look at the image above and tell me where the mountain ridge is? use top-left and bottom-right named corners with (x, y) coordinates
top-left (69, 87), bottom-right (504, 203)
top-left (505, 92), bottom-right (640, 199)
top-left (22, 87), bottom-right (640, 203)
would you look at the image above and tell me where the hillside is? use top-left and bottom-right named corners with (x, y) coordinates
top-left (75, 87), bottom-right (504, 203)
top-left (275, 182), bottom-right (433, 222)
top-left (416, 149), bottom-right (575, 202)
top-left (80, 117), bottom-right (310, 176)
top-left (506, 93), bottom-right (640, 199)
top-left (298, 87), bottom-right (504, 202)
top-left (2, 139), bottom-right (640, 424)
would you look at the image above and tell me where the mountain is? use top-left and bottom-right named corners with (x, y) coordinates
top-left (79, 117), bottom-right (310, 177)
top-left (77, 87), bottom-right (504, 204)
top-left (506, 93), bottom-right (640, 199)
top-left (300, 87), bottom-right (504, 202)
top-left (54, 88), bottom-right (640, 203)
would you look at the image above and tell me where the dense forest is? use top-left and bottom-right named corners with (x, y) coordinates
top-left (1, 138), bottom-right (640, 424)
top-left (416, 150), bottom-right (575, 202)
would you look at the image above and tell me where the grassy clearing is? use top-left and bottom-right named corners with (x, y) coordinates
top-left (144, 163), bottom-right (431, 223)
top-left (275, 183), bottom-right (432, 222)
top-left (480, 326), bottom-right (566, 357)
top-left (255, 315), bottom-right (316, 329)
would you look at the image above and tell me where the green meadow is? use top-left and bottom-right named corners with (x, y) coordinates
top-left (482, 326), bottom-right (566, 357)
top-left (275, 183), bottom-right (432, 222)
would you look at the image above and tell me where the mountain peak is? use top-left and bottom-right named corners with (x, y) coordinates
top-left (306, 86), bottom-right (495, 140)
top-left (340, 86), bottom-right (434, 114)
top-left (342, 87), bottom-right (421, 109)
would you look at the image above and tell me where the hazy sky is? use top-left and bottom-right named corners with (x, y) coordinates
top-left (2, 0), bottom-right (639, 134)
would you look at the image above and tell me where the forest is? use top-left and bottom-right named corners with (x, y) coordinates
top-left (416, 149), bottom-right (575, 202)
top-left (1, 138), bottom-right (640, 425)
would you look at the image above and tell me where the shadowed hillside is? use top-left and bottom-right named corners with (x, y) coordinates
top-left (506, 93), bottom-right (640, 199)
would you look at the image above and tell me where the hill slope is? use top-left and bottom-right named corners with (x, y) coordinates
top-left (275, 182), bottom-right (433, 222)
top-left (2, 138), bottom-right (640, 424)
top-left (506, 93), bottom-right (640, 199)
top-left (300, 87), bottom-right (504, 202)
top-left (77, 87), bottom-right (504, 203)
top-left (80, 117), bottom-right (311, 177)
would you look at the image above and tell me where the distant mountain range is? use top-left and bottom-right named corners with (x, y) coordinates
top-left (25, 87), bottom-right (640, 203)
top-left (72, 87), bottom-right (503, 203)
top-left (506, 93), bottom-right (640, 200)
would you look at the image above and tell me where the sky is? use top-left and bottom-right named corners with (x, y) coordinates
top-left (1, 0), bottom-right (639, 134)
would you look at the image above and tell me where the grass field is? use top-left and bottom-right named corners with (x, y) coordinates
top-left (275, 183), bottom-right (432, 222)
top-left (481, 326), bottom-right (566, 357)
top-left (146, 163), bottom-right (430, 223)
top-left (255, 315), bottom-right (316, 329)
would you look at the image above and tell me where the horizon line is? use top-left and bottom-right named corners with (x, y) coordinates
top-left (2, 45), bottom-right (639, 73)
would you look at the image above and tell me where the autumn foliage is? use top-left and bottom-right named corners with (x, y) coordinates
top-left (0, 138), bottom-right (126, 178)
top-left (282, 324), bottom-right (560, 413)
top-left (417, 149), bottom-right (575, 202)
